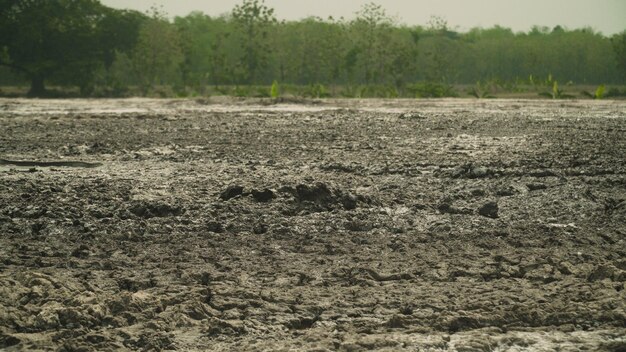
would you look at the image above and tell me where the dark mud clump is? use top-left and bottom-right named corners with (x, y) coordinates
top-left (478, 201), bottom-right (499, 218)
top-left (287, 182), bottom-right (359, 212)
top-left (251, 188), bottom-right (275, 203)
top-left (220, 185), bottom-right (244, 201)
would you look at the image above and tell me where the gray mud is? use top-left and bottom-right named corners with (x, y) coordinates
top-left (0, 98), bottom-right (625, 351)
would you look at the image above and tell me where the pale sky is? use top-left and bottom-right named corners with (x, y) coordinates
top-left (100, 0), bottom-right (626, 35)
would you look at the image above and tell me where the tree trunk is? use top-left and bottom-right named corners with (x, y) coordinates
top-left (28, 75), bottom-right (45, 97)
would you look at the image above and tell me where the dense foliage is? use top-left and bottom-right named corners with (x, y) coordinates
top-left (1, 0), bottom-right (624, 96)
top-left (0, 0), bottom-right (146, 95)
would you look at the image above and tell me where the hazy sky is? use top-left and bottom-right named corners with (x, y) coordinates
top-left (100, 0), bottom-right (626, 35)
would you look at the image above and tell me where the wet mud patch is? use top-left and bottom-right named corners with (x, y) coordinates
top-left (0, 98), bottom-right (625, 350)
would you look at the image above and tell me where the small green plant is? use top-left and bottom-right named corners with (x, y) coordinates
top-left (581, 84), bottom-right (606, 99)
top-left (595, 84), bottom-right (606, 99)
top-left (270, 80), bottom-right (279, 99)
top-left (539, 80), bottom-right (574, 99)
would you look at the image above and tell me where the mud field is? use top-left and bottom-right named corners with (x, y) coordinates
top-left (0, 98), bottom-right (625, 351)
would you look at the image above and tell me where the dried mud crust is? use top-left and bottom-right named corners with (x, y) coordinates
top-left (0, 98), bottom-right (625, 351)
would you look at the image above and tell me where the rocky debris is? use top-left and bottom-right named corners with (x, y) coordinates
top-left (478, 201), bottom-right (499, 218)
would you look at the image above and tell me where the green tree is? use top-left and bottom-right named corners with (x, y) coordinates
top-left (130, 7), bottom-right (183, 94)
top-left (98, 9), bottom-right (146, 71)
top-left (175, 11), bottom-right (214, 90)
top-left (277, 17), bottom-right (347, 85)
top-left (419, 16), bottom-right (460, 83)
top-left (351, 3), bottom-right (393, 84)
top-left (346, 4), bottom-right (419, 87)
top-left (0, 0), bottom-right (109, 96)
top-left (612, 31), bottom-right (626, 83)
top-left (232, 0), bottom-right (277, 84)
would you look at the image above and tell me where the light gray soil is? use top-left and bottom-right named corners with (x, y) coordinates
top-left (0, 98), bottom-right (625, 351)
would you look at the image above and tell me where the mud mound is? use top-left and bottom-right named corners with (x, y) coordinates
top-left (286, 182), bottom-right (360, 212)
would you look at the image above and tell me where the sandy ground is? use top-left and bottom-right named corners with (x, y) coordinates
top-left (0, 97), bottom-right (625, 351)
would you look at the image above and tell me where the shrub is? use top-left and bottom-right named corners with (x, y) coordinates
top-left (304, 83), bottom-right (330, 98)
top-left (468, 80), bottom-right (495, 99)
top-left (407, 82), bottom-right (457, 98)
top-left (539, 80), bottom-right (574, 99)
top-left (358, 85), bottom-right (398, 98)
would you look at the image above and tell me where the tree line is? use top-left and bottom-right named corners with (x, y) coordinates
top-left (1, 0), bottom-right (625, 97)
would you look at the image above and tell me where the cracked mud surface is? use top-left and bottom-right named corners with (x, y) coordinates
top-left (0, 98), bottom-right (625, 351)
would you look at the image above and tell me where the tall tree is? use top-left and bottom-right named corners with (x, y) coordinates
top-left (0, 0), bottom-right (109, 96)
top-left (419, 16), bottom-right (460, 83)
top-left (175, 11), bottom-right (213, 90)
top-left (612, 31), bottom-right (626, 83)
top-left (130, 7), bottom-right (183, 94)
top-left (349, 3), bottom-right (418, 86)
top-left (351, 3), bottom-right (393, 84)
top-left (98, 8), bottom-right (146, 71)
top-left (232, 0), bottom-right (276, 84)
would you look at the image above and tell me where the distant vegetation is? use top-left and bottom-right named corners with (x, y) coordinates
top-left (1, 0), bottom-right (625, 98)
